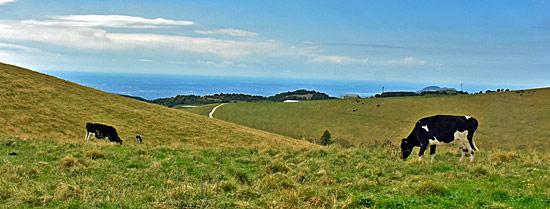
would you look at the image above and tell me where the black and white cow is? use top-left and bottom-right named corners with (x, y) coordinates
top-left (136, 135), bottom-right (142, 143)
top-left (401, 115), bottom-right (478, 162)
top-left (85, 122), bottom-right (123, 144)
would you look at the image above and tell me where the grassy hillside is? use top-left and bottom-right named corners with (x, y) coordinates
top-left (1, 62), bottom-right (549, 208)
top-left (2, 136), bottom-right (549, 208)
top-left (187, 88), bottom-right (550, 150)
top-left (0, 62), bottom-right (310, 149)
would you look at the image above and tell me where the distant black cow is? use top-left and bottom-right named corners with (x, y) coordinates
top-left (136, 135), bottom-right (142, 143)
top-left (85, 123), bottom-right (122, 144)
top-left (401, 115), bottom-right (478, 162)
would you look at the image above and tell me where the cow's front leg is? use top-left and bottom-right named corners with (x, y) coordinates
top-left (429, 145), bottom-right (436, 163)
top-left (418, 144), bottom-right (428, 161)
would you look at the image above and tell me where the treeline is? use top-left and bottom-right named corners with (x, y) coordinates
top-left (150, 94), bottom-right (265, 107)
top-left (374, 90), bottom-right (468, 98)
top-left (144, 89), bottom-right (334, 107)
top-left (269, 89), bottom-right (333, 102)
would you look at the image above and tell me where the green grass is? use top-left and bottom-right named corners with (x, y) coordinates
top-left (186, 89), bottom-right (550, 150)
top-left (1, 136), bottom-right (549, 208)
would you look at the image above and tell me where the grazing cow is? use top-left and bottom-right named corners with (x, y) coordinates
top-left (401, 115), bottom-right (478, 162)
top-left (85, 123), bottom-right (123, 144)
top-left (136, 135), bottom-right (142, 143)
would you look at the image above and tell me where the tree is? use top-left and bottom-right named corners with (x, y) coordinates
top-left (319, 130), bottom-right (333, 146)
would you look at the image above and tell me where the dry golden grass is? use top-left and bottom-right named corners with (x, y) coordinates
top-left (0, 62), bottom-right (311, 149)
top-left (189, 85), bottom-right (550, 151)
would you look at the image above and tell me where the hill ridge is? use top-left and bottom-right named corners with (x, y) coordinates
top-left (0, 62), bottom-right (311, 149)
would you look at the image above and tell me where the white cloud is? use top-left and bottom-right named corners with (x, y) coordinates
top-left (193, 59), bottom-right (247, 68)
top-left (0, 42), bottom-right (41, 53)
top-left (0, 0), bottom-right (17, 5)
top-left (310, 55), bottom-right (369, 64)
top-left (195, 29), bottom-right (258, 37)
top-left (380, 57), bottom-right (428, 66)
top-left (43, 15), bottom-right (194, 28)
top-left (137, 59), bottom-right (152, 62)
top-left (0, 16), bottom-right (318, 59)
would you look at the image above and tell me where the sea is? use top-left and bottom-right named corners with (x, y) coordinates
top-left (44, 71), bottom-right (508, 100)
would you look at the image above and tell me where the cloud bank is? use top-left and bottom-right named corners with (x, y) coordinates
top-left (0, 15), bottom-right (318, 59)
top-left (195, 29), bottom-right (258, 37)
top-left (0, 14), bottom-right (438, 74)
top-left (380, 57), bottom-right (427, 66)
top-left (0, 0), bottom-right (17, 5)
top-left (311, 55), bottom-right (368, 64)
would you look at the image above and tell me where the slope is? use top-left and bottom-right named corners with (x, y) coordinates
top-left (0, 62), bottom-right (310, 149)
top-left (187, 88), bottom-right (550, 150)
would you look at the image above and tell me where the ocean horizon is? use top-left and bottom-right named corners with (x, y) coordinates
top-left (43, 71), bottom-right (520, 100)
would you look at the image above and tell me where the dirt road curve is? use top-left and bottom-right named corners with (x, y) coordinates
top-left (209, 103), bottom-right (226, 118)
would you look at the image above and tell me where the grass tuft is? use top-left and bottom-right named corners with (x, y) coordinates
top-left (490, 151), bottom-right (519, 165)
top-left (85, 149), bottom-right (104, 159)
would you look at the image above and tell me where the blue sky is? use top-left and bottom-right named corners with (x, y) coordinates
top-left (1, 0), bottom-right (549, 89)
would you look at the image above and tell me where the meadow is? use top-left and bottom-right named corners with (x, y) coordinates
top-left (2, 136), bottom-right (549, 208)
top-left (1, 62), bottom-right (550, 208)
top-left (186, 89), bottom-right (550, 150)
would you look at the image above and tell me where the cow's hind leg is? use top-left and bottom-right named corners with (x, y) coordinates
top-left (460, 147), bottom-right (468, 162)
top-left (462, 141), bottom-right (475, 162)
top-left (459, 144), bottom-right (474, 162)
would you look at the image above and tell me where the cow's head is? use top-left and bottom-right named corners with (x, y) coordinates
top-left (400, 138), bottom-right (413, 160)
top-left (116, 137), bottom-right (123, 144)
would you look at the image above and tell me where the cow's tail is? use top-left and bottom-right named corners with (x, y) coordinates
top-left (468, 118), bottom-right (479, 151)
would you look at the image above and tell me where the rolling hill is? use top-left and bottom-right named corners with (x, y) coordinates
top-left (1, 62), bottom-right (549, 208)
top-left (186, 87), bottom-right (550, 150)
top-left (0, 62), bottom-right (311, 149)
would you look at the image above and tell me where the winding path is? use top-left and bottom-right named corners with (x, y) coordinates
top-left (209, 103), bottom-right (226, 118)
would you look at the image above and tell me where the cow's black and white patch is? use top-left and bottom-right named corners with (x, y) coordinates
top-left (401, 115), bottom-right (478, 162)
top-left (85, 123), bottom-right (123, 144)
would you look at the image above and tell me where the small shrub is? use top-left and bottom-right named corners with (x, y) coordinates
top-left (319, 130), bottom-right (333, 146)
